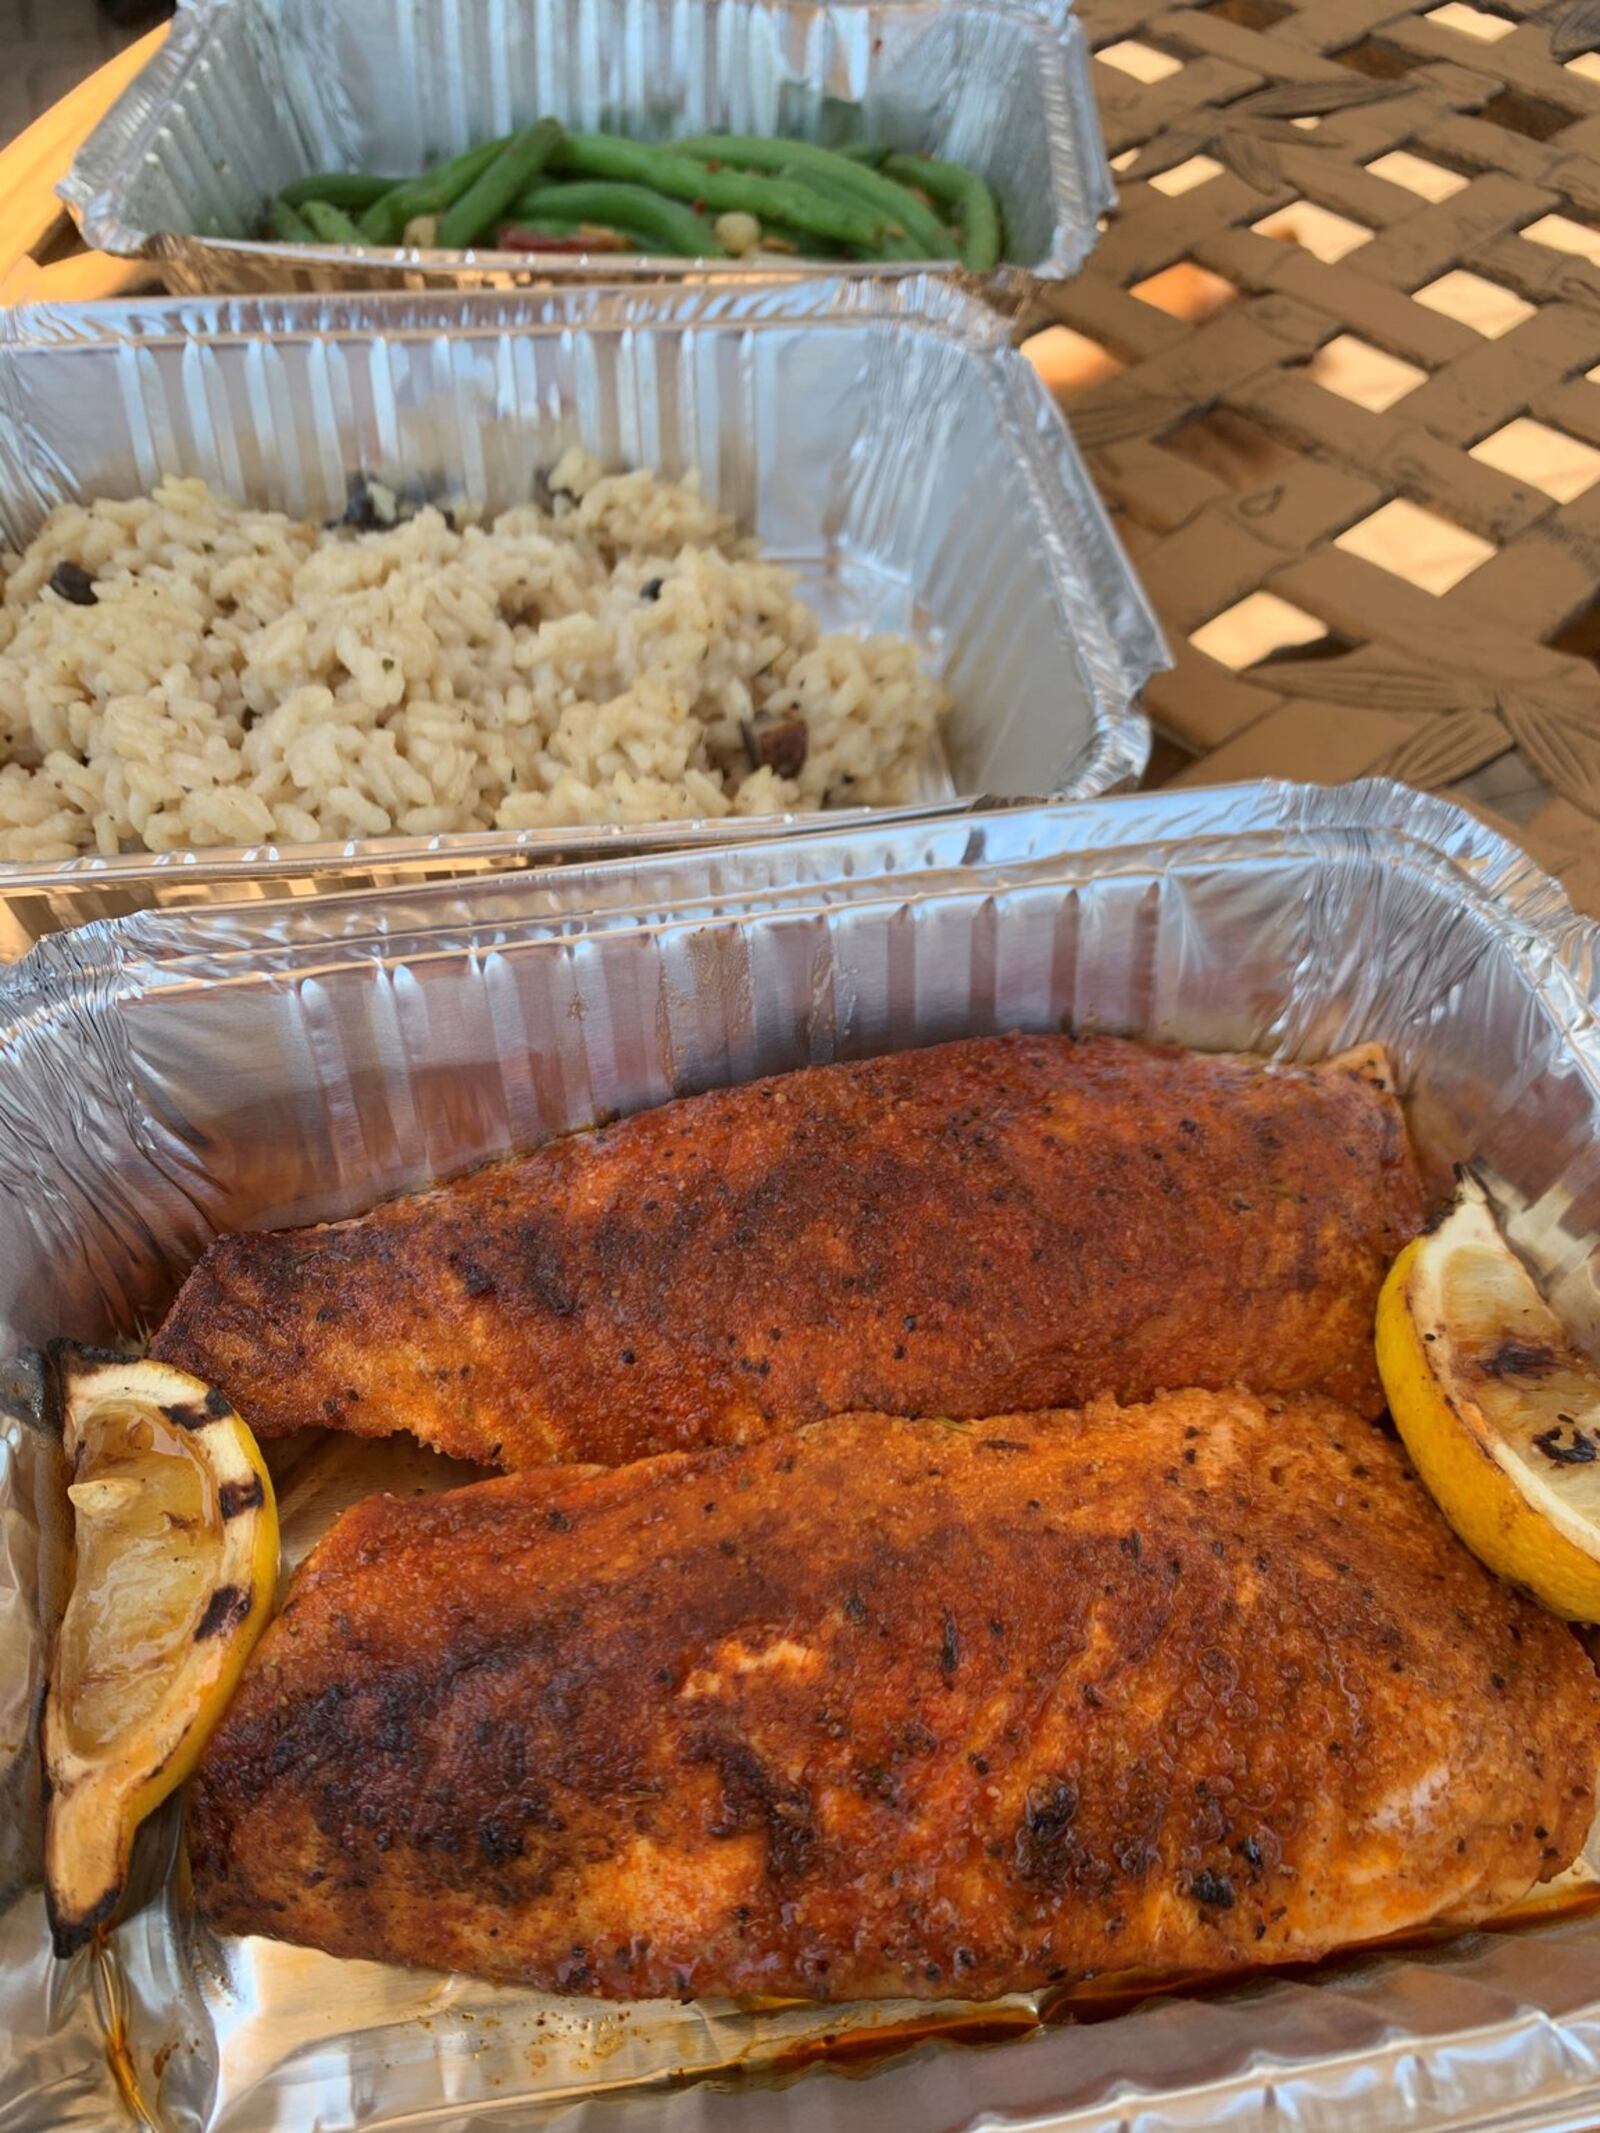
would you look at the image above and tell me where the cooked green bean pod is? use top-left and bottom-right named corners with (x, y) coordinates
top-left (550, 135), bottom-right (886, 248)
top-left (358, 136), bottom-right (507, 243)
top-left (298, 199), bottom-right (371, 245)
top-left (777, 160), bottom-right (931, 259)
top-left (268, 196), bottom-right (318, 242)
top-left (437, 120), bottom-right (564, 249)
top-left (674, 134), bottom-right (950, 255)
top-left (280, 172), bottom-right (401, 209)
top-left (509, 181), bottom-right (723, 256)
top-left (258, 124), bottom-right (998, 262)
top-left (881, 151), bottom-right (1001, 271)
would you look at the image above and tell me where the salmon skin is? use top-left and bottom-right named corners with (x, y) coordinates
top-left (153, 1033), bottom-right (1426, 1469)
top-left (189, 1393), bottom-right (1600, 2001)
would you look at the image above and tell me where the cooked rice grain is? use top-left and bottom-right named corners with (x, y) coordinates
top-left (0, 451), bottom-right (948, 862)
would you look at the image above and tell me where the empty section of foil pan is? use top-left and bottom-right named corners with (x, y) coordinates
top-left (3, 779), bottom-right (1600, 2132)
top-left (59, 0), bottom-right (1110, 292)
top-left (0, 280), bottom-right (1162, 955)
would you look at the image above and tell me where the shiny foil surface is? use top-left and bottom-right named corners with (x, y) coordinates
top-left (0, 279), bottom-right (1162, 956)
top-left (59, 0), bottom-right (1110, 291)
top-left (3, 778), bottom-right (1600, 2131)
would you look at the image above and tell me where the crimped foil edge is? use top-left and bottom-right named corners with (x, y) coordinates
top-left (57, 0), bottom-right (241, 263)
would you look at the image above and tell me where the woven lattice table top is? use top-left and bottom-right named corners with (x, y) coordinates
top-left (1035, 0), bottom-right (1600, 911)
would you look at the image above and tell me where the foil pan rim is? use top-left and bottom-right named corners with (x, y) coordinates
top-left (58, 0), bottom-right (1111, 283)
top-left (0, 271), bottom-right (1026, 347)
top-left (3, 781), bottom-right (1589, 1003)
top-left (0, 795), bottom-right (982, 895)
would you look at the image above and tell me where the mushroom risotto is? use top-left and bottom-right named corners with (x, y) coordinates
top-left (0, 450), bottom-right (948, 861)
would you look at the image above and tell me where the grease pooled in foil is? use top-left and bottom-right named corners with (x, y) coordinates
top-left (4, 781), bottom-right (1600, 2131)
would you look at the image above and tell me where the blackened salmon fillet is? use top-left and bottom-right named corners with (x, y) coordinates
top-left (189, 1393), bottom-right (1600, 2000)
top-left (153, 1033), bottom-right (1425, 1468)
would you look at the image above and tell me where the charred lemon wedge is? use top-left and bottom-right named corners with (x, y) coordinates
top-left (1376, 1174), bottom-right (1600, 1621)
top-left (44, 1352), bottom-right (277, 1955)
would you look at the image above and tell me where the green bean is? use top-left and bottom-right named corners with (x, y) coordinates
top-left (675, 134), bottom-right (949, 255)
top-left (510, 182), bottom-right (723, 257)
top-left (437, 120), bottom-right (563, 249)
top-left (882, 151), bottom-right (1001, 271)
top-left (280, 171), bottom-right (400, 209)
top-left (258, 128), bottom-right (996, 259)
top-left (298, 199), bottom-right (371, 246)
top-left (268, 195), bottom-right (318, 243)
top-left (358, 136), bottom-right (507, 243)
top-left (777, 160), bottom-right (930, 259)
top-left (551, 134), bottom-right (886, 248)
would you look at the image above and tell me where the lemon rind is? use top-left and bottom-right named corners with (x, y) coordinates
top-left (1377, 1181), bottom-right (1600, 1623)
top-left (43, 1352), bottom-right (277, 1955)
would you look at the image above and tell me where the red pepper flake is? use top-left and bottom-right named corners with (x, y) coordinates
top-left (498, 223), bottom-right (631, 254)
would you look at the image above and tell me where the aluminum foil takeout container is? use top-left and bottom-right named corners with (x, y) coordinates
top-left (0, 279), bottom-right (1162, 960)
top-left (4, 776), bottom-right (1600, 2133)
top-left (59, 0), bottom-right (1111, 293)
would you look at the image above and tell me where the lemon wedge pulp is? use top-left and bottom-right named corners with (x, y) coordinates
top-left (1376, 1175), bottom-right (1600, 1621)
top-left (44, 1353), bottom-right (277, 1955)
